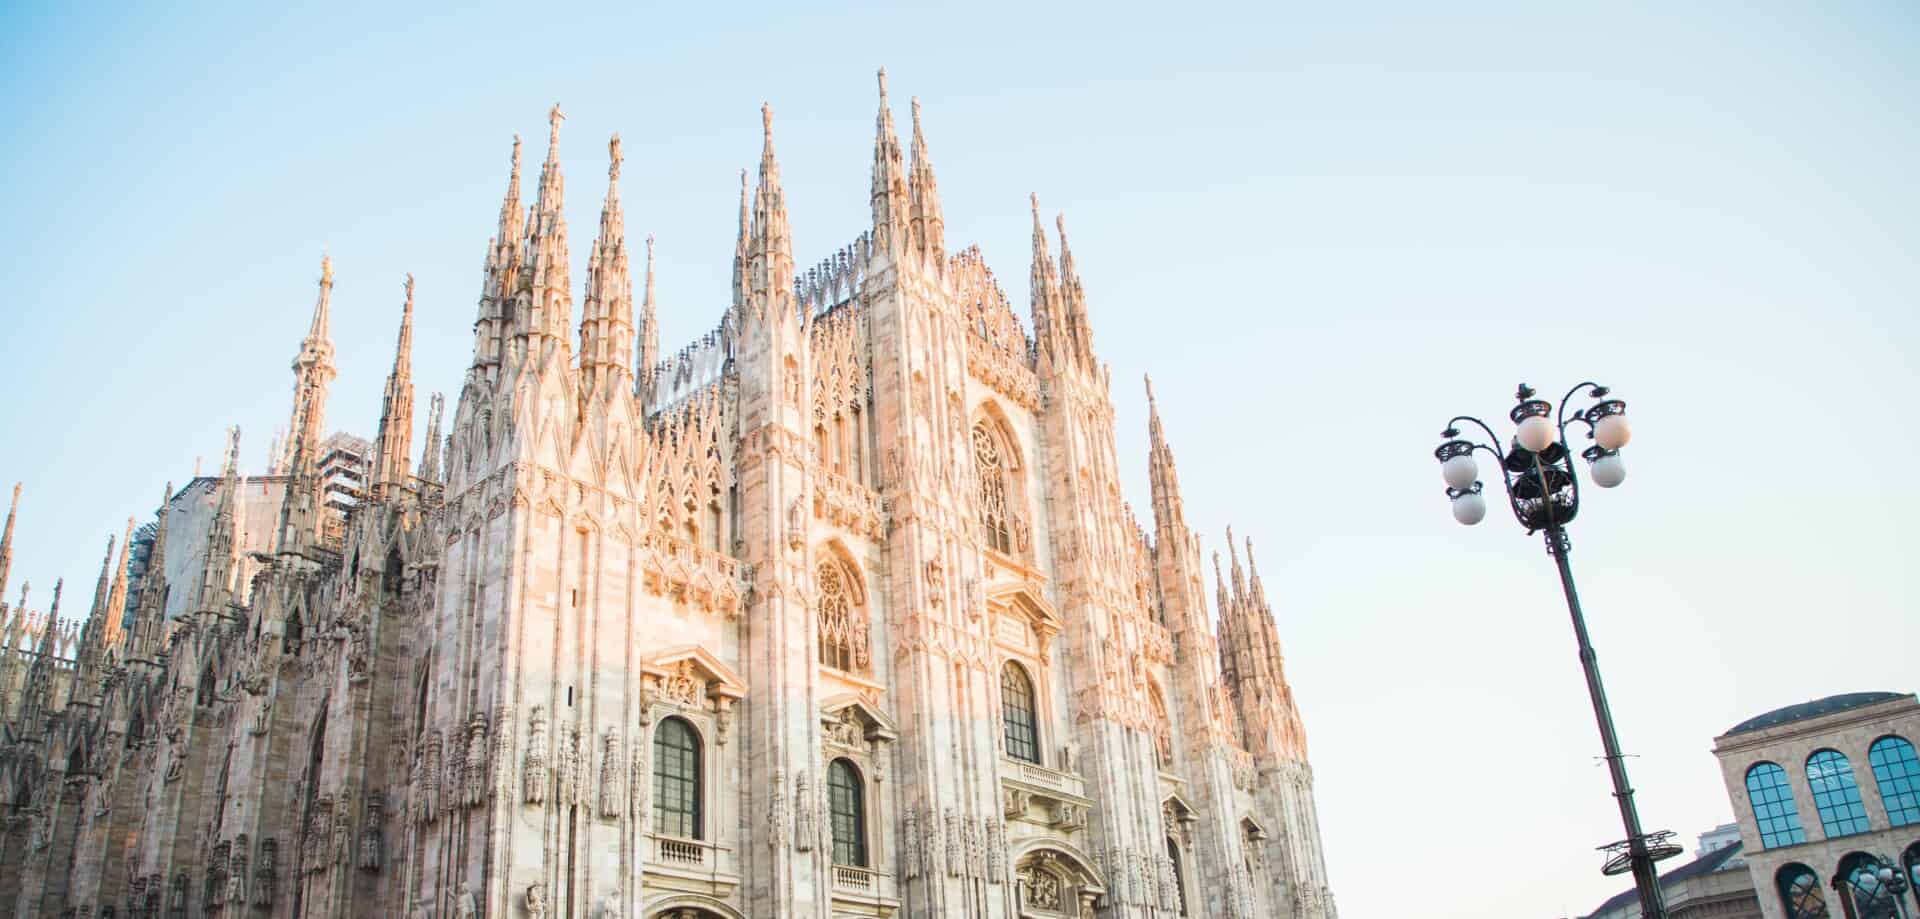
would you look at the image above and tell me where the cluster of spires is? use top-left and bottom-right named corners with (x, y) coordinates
top-left (1146, 374), bottom-right (1309, 761)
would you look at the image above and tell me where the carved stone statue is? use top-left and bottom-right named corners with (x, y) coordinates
top-left (792, 771), bottom-right (814, 852)
top-left (524, 706), bottom-right (548, 804)
top-left (455, 882), bottom-right (478, 919)
top-left (464, 714), bottom-right (489, 807)
top-left (556, 723), bottom-right (580, 806)
top-left (598, 731), bottom-right (623, 818)
top-left (524, 883), bottom-right (547, 918)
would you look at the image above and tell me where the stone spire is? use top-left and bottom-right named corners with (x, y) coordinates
top-left (371, 274), bottom-right (417, 498)
top-left (907, 95), bottom-right (945, 265)
top-left (636, 234), bottom-right (660, 406)
top-left (1029, 194), bottom-right (1064, 363)
top-left (1055, 213), bottom-right (1096, 369)
top-left (520, 104), bottom-right (574, 358)
top-left (579, 133), bottom-right (635, 404)
top-left (209, 427), bottom-right (247, 604)
top-left (731, 170), bottom-right (750, 317)
top-left (83, 533), bottom-right (117, 646)
top-left (1144, 374), bottom-right (1186, 533)
top-left (419, 392), bottom-right (445, 483)
top-left (870, 68), bottom-right (910, 256)
top-left (0, 482), bottom-right (18, 606)
top-left (473, 135), bottom-right (525, 380)
top-left (746, 103), bottom-right (794, 323)
top-left (130, 483), bottom-right (172, 660)
top-left (104, 516), bottom-right (133, 647)
top-left (281, 254), bottom-right (337, 478)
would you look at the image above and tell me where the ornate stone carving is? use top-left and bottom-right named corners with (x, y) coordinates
top-left (464, 712), bottom-right (489, 807)
top-left (524, 884), bottom-right (547, 918)
top-left (358, 794), bottom-right (383, 871)
top-left (253, 840), bottom-right (277, 906)
top-left (597, 731), bottom-right (623, 819)
top-left (902, 806), bottom-right (920, 879)
top-left (524, 706), bottom-right (549, 804)
top-left (944, 809), bottom-right (963, 878)
top-left (422, 732), bottom-right (442, 818)
top-left (556, 722), bottom-right (581, 806)
top-left (987, 818), bottom-right (1006, 884)
top-left (792, 770), bottom-right (814, 853)
top-left (767, 769), bottom-right (787, 850)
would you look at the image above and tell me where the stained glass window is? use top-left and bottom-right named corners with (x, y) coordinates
top-left (828, 758), bottom-right (867, 867)
top-left (1806, 749), bottom-right (1870, 838)
top-left (653, 717), bottom-right (702, 839)
top-left (1002, 662), bottom-right (1040, 764)
top-left (1867, 735), bottom-right (1920, 827)
top-left (1746, 762), bottom-right (1807, 848)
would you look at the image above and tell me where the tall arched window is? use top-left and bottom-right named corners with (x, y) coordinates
top-left (828, 758), bottom-right (867, 867)
top-left (1867, 735), bottom-right (1920, 827)
top-left (972, 422), bottom-right (1013, 554)
top-left (1167, 837), bottom-right (1189, 917)
top-left (1775, 863), bottom-right (1829, 919)
top-left (816, 558), bottom-right (870, 673)
top-left (1807, 749), bottom-right (1870, 838)
top-left (653, 717), bottom-right (702, 839)
top-left (1836, 852), bottom-right (1900, 919)
top-left (1001, 662), bottom-right (1040, 764)
top-left (1746, 762), bottom-right (1807, 848)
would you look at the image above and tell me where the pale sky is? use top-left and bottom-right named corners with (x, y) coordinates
top-left (2, 3), bottom-right (1917, 916)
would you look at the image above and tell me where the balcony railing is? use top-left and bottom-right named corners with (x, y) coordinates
top-left (651, 834), bottom-right (713, 868)
top-left (832, 864), bottom-right (878, 893)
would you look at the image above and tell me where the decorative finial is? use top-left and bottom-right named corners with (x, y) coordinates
top-left (320, 252), bottom-right (333, 286)
top-left (548, 104), bottom-right (565, 145)
top-left (1144, 373), bottom-right (1156, 405)
top-left (761, 102), bottom-right (774, 140)
top-left (911, 96), bottom-right (922, 128)
top-left (877, 67), bottom-right (888, 99)
top-left (511, 134), bottom-right (522, 170)
top-left (608, 133), bottom-right (623, 182)
top-left (1515, 383), bottom-right (1536, 401)
top-left (404, 273), bottom-right (415, 307)
top-left (1056, 213), bottom-right (1067, 237)
top-left (645, 234), bottom-right (655, 261)
top-left (1030, 192), bottom-right (1040, 215)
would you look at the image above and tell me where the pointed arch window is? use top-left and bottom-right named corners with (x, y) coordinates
top-left (1806, 749), bottom-right (1870, 838)
top-left (816, 557), bottom-right (870, 673)
top-left (653, 717), bottom-right (702, 839)
top-left (1001, 661), bottom-right (1040, 764)
top-left (1867, 735), bottom-right (1920, 827)
top-left (972, 421), bottom-right (1020, 555)
top-left (828, 758), bottom-right (867, 867)
top-left (1776, 863), bottom-right (1829, 919)
top-left (1746, 761), bottom-right (1807, 848)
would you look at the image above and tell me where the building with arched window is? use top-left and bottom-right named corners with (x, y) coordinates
top-left (1713, 691), bottom-right (1920, 919)
top-left (0, 77), bottom-right (1338, 919)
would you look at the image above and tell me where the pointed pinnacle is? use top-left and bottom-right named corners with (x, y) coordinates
top-left (548, 103), bottom-right (565, 149)
top-left (608, 133), bottom-right (623, 183)
top-left (1144, 373), bottom-right (1157, 407)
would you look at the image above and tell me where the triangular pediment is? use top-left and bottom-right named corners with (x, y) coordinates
top-left (819, 693), bottom-right (898, 742)
top-left (987, 581), bottom-right (1061, 640)
top-left (640, 645), bottom-right (746, 700)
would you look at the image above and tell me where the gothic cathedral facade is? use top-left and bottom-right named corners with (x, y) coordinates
top-left (0, 75), bottom-right (1335, 919)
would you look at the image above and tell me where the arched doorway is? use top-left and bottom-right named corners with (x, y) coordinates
top-left (1013, 845), bottom-right (1106, 919)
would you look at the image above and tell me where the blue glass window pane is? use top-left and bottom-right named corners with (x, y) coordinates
top-left (1806, 749), bottom-right (1871, 838)
top-left (1867, 736), bottom-right (1920, 828)
top-left (1745, 762), bottom-right (1807, 849)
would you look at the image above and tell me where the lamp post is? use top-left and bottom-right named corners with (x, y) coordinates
top-left (1432, 382), bottom-right (1678, 919)
top-left (1868, 857), bottom-right (1911, 919)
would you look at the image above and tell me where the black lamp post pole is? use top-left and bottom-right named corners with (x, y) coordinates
top-left (1546, 524), bottom-right (1668, 919)
top-left (1435, 383), bottom-right (1674, 919)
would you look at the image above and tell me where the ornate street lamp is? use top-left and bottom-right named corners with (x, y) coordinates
top-left (1432, 382), bottom-right (1679, 919)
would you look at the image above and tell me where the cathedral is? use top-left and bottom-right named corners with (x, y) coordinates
top-left (0, 73), bottom-right (1336, 919)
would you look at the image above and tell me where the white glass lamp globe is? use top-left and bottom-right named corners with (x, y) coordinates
top-left (1595, 413), bottom-right (1632, 451)
top-left (1516, 415), bottom-right (1556, 452)
top-left (1450, 491), bottom-right (1487, 525)
top-left (1441, 454), bottom-right (1480, 491)
top-left (1589, 452), bottom-right (1626, 488)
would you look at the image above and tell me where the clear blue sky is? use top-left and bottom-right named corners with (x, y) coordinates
top-left (2, 3), bottom-right (1916, 916)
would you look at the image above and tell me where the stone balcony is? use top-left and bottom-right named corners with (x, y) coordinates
top-left (642, 833), bottom-right (740, 900)
top-left (999, 757), bottom-right (1094, 831)
top-left (828, 863), bottom-right (899, 916)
